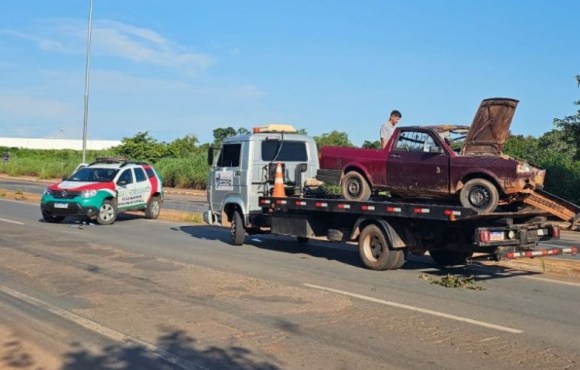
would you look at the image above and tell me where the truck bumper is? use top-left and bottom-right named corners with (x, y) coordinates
top-left (41, 202), bottom-right (100, 218)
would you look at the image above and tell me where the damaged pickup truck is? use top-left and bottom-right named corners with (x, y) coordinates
top-left (317, 98), bottom-right (546, 213)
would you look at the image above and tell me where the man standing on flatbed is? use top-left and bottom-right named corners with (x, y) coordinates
top-left (380, 110), bottom-right (402, 148)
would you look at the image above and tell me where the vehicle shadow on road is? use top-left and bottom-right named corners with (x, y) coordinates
top-left (178, 225), bottom-right (367, 269)
top-left (404, 255), bottom-right (543, 282)
top-left (1, 328), bottom-right (281, 370)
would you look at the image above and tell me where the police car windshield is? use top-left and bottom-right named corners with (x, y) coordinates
top-left (68, 167), bottom-right (118, 182)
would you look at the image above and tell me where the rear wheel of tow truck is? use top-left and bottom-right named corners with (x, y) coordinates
top-left (96, 199), bottom-right (117, 225)
top-left (341, 171), bottom-right (372, 202)
top-left (145, 196), bottom-right (162, 219)
top-left (459, 178), bottom-right (499, 213)
top-left (230, 210), bottom-right (246, 245)
top-left (429, 249), bottom-right (471, 267)
top-left (42, 211), bottom-right (65, 223)
top-left (359, 224), bottom-right (403, 270)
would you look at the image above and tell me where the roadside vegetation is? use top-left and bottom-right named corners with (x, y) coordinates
top-left (1, 75), bottom-right (579, 203)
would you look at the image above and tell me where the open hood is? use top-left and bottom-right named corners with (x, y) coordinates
top-left (460, 98), bottom-right (519, 156)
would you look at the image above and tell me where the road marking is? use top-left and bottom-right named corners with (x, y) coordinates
top-left (0, 218), bottom-right (24, 225)
top-left (522, 275), bottom-right (580, 288)
top-left (0, 285), bottom-right (208, 370)
top-left (303, 283), bottom-right (523, 334)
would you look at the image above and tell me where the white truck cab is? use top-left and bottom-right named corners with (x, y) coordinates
top-left (204, 124), bottom-right (319, 243)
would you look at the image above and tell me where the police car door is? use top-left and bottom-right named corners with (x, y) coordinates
top-left (116, 168), bottom-right (139, 209)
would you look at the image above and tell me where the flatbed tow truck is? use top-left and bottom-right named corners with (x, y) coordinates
top-left (204, 125), bottom-right (577, 271)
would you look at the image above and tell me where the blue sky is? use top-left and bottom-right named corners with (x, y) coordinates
top-left (0, 1), bottom-right (578, 146)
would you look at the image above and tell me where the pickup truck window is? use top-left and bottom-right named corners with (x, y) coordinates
top-left (395, 131), bottom-right (439, 152)
top-left (217, 144), bottom-right (241, 167)
top-left (261, 140), bottom-right (307, 162)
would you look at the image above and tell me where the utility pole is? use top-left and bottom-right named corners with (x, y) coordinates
top-left (81, 0), bottom-right (94, 163)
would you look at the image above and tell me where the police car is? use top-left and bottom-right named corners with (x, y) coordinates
top-left (40, 158), bottom-right (163, 225)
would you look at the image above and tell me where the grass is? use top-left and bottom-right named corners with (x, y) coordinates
top-left (420, 273), bottom-right (486, 290)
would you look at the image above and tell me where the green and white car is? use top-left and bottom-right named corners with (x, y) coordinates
top-left (41, 158), bottom-right (164, 225)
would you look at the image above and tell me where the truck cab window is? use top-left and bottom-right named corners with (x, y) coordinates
top-left (217, 144), bottom-right (241, 167)
top-left (261, 141), bottom-right (307, 161)
top-left (395, 131), bottom-right (439, 152)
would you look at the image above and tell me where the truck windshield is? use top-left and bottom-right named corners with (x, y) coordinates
top-left (262, 140), bottom-right (307, 161)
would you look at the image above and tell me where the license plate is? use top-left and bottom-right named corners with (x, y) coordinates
top-left (54, 203), bottom-right (68, 209)
top-left (537, 229), bottom-right (546, 236)
top-left (489, 231), bottom-right (505, 241)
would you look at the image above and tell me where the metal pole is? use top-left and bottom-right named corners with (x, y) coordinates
top-left (81, 0), bottom-right (94, 163)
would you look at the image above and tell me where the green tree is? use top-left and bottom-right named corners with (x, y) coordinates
top-left (113, 131), bottom-right (168, 162)
top-left (167, 134), bottom-right (199, 158)
top-left (553, 74), bottom-right (580, 160)
top-left (362, 140), bottom-right (381, 149)
top-left (314, 130), bottom-right (353, 148)
top-left (212, 127), bottom-right (237, 146)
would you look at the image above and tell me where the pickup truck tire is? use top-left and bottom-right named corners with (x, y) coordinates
top-left (459, 178), bottom-right (499, 213)
top-left (230, 210), bottom-right (246, 245)
top-left (429, 249), bottom-right (470, 267)
top-left (359, 224), bottom-right (399, 270)
top-left (96, 199), bottom-right (117, 225)
top-left (145, 196), bottom-right (162, 219)
top-left (342, 171), bottom-right (371, 202)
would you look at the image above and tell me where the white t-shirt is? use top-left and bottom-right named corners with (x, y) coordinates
top-left (380, 122), bottom-right (395, 144)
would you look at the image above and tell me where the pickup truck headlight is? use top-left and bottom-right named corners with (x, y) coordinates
top-left (517, 162), bottom-right (532, 173)
top-left (81, 189), bottom-right (97, 198)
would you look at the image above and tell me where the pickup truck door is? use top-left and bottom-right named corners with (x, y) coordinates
top-left (386, 130), bottom-right (450, 196)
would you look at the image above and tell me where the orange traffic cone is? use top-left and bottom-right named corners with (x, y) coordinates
top-left (272, 162), bottom-right (286, 197)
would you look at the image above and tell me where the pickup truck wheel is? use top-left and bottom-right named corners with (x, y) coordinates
top-left (230, 211), bottom-right (246, 245)
top-left (342, 171), bottom-right (371, 202)
top-left (429, 249), bottom-right (470, 267)
top-left (96, 200), bottom-right (117, 225)
top-left (459, 178), bottom-right (499, 213)
top-left (145, 196), bottom-right (162, 219)
top-left (359, 224), bottom-right (398, 270)
top-left (42, 212), bottom-right (65, 223)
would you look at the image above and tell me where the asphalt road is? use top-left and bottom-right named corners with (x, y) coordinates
top-left (1, 198), bottom-right (579, 369)
top-left (0, 178), bottom-right (208, 213)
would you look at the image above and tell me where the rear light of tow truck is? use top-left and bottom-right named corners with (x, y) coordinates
top-left (550, 225), bottom-right (560, 239)
top-left (479, 230), bottom-right (490, 243)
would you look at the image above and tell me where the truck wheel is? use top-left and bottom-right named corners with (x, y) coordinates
top-left (42, 212), bottom-right (65, 223)
top-left (359, 224), bottom-right (398, 270)
top-left (429, 249), bottom-right (470, 267)
top-left (145, 196), bottom-right (162, 219)
top-left (342, 171), bottom-right (371, 202)
top-left (230, 210), bottom-right (246, 245)
top-left (459, 178), bottom-right (499, 213)
top-left (96, 199), bottom-right (117, 225)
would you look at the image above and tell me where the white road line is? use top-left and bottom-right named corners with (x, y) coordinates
top-left (303, 283), bottom-right (523, 334)
top-left (0, 218), bottom-right (24, 225)
top-left (0, 285), bottom-right (207, 370)
top-left (521, 275), bottom-right (580, 288)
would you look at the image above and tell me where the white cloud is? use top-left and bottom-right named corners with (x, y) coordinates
top-left (0, 91), bottom-right (72, 118)
top-left (2, 18), bottom-right (213, 72)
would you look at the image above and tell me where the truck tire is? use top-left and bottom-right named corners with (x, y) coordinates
top-left (459, 178), bottom-right (499, 213)
top-left (96, 199), bottom-right (117, 225)
top-left (145, 196), bottom-right (162, 219)
top-left (342, 171), bottom-right (371, 202)
top-left (359, 224), bottom-right (399, 270)
top-left (429, 249), bottom-right (470, 267)
top-left (230, 210), bottom-right (246, 245)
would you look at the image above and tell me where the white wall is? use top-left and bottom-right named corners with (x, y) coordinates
top-left (0, 138), bottom-right (121, 150)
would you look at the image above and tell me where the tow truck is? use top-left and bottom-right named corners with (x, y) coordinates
top-left (204, 125), bottom-right (577, 270)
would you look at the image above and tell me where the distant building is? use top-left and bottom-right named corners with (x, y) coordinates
top-left (0, 138), bottom-right (122, 150)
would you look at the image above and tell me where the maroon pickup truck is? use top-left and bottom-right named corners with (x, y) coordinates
top-left (317, 98), bottom-right (545, 213)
